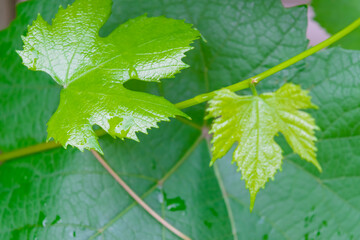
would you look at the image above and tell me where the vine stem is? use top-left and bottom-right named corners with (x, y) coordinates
top-left (0, 17), bottom-right (360, 163)
top-left (175, 17), bottom-right (360, 110)
top-left (90, 150), bottom-right (191, 240)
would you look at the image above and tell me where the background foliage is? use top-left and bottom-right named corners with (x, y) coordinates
top-left (1, 0), bottom-right (360, 239)
top-left (312, 0), bottom-right (360, 50)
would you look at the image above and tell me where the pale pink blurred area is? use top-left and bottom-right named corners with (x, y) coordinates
top-left (282, 0), bottom-right (330, 46)
top-left (0, 0), bottom-right (25, 29)
top-left (0, 0), bottom-right (15, 30)
top-left (0, 0), bottom-right (330, 46)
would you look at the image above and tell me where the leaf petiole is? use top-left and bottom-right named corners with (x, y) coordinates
top-left (249, 79), bottom-right (258, 96)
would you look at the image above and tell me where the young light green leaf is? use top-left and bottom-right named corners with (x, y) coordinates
top-left (206, 83), bottom-right (320, 210)
top-left (17, 0), bottom-right (200, 153)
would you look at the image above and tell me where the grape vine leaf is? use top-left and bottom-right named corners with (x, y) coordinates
top-left (17, 0), bottom-right (200, 153)
top-left (312, 0), bottom-right (360, 50)
top-left (2, 0), bottom-right (360, 239)
top-left (206, 83), bottom-right (320, 210)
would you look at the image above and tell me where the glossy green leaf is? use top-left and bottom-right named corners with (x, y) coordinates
top-left (2, 0), bottom-right (360, 239)
top-left (17, 0), bottom-right (200, 153)
top-left (206, 84), bottom-right (320, 209)
top-left (312, 0), bottom-right (360, 50)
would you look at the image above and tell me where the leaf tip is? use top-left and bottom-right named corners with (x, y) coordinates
top-left (249, 190), bottom-right (257, 212)
top-left (133, 135), bottom-right (140, 142)
top-left (312, 103), bottom-right (319, 109)
top-left (46, 135), bottom-right (53, 143)
top-left (314, 161), bottom-right (322, 173)
top-left (180, 112), bottom-right (191, 120)
top-left (15, 49), bottom-right (22, 57)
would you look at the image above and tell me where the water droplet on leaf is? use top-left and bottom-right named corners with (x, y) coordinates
top-left (129, 67), bottom-right (139, 79)
top-left (37, 211), bottom-right (47, 227)
top-left (51, 215), bottom-right (62, 225)
top-left (162, 191), bottom-right (186, 212)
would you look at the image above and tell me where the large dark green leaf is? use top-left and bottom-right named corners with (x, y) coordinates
top-left (1, 0), bottom-right (360, 239)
